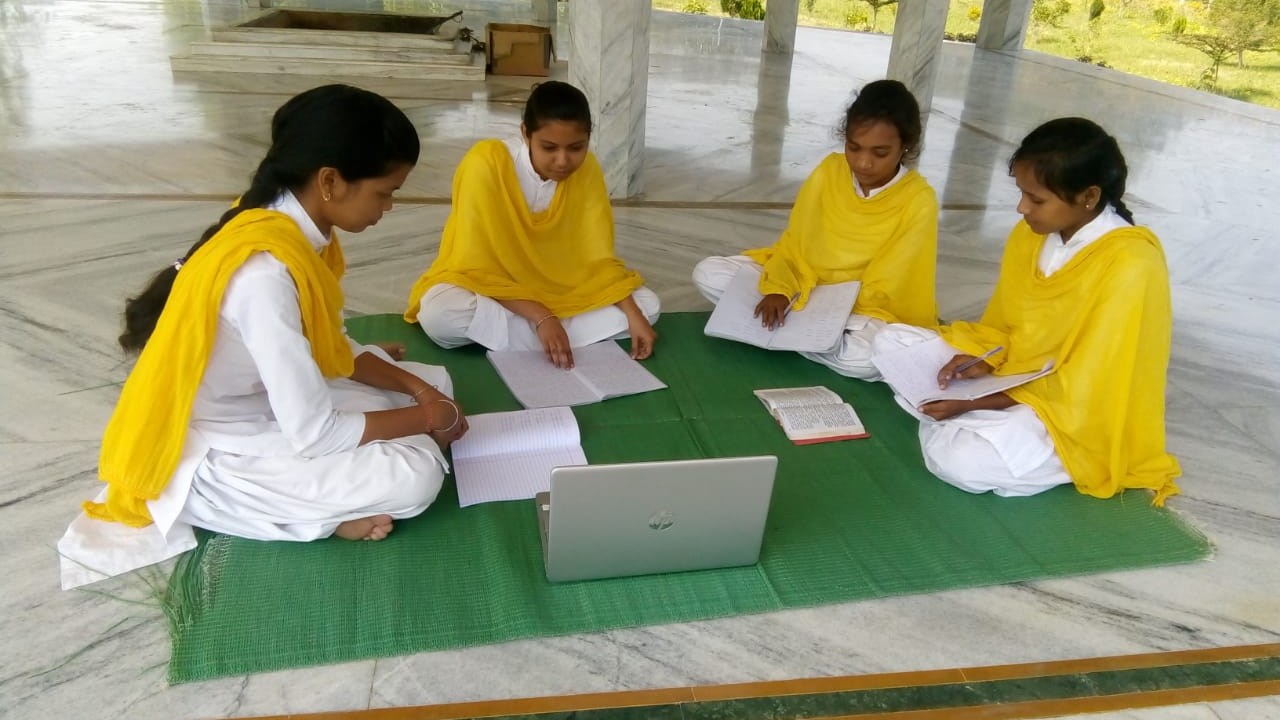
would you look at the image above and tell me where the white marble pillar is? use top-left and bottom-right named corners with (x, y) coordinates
top-left (885, 0), bottom-right (949, 118)
top-left (568, 0), bottom-right (650, 197)
top-left (751, 51), bottom-right (793, 174)
top-left (762, 0), bottom-right (800, 54)
top-left (976, 0), bottom-right (1033, 51)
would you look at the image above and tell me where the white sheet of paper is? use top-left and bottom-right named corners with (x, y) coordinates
top-left (487, 341), bottom-right (666, 409)
top-left (454, 447), bottom-right (588, 507)
top-left (450, 407), bottom-right (588, 506)
top-left (487, 351), bottom-right (598, 408)
top-left (776, 403), bottom-right (864, 435)
top-left (872, 336), bottom-right (1053, 407)
top-left (572, 341), bottom-right (667, 398)
top-left (704, 265), bottom-right (860, 353)
top-left (753, 385), bottom-right (844, 410)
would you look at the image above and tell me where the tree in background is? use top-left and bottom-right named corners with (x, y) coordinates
top-left (1029, 0), bottom-right (1071, 42)
top-left (1172, 0), bottom-right (1280, 88)
top-left (1065, 0), bottom-right (1107, 63)
top-left (857, 0), bottom-right (898, 32)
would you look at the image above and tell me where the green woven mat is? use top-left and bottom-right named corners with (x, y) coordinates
top-left (164, 312), bottom-right (1210, 683)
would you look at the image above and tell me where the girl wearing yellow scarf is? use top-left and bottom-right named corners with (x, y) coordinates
top-left (59, 86), bottom-right (468, 590)
top-left (404, 81), bottom-right (660, 370)
top-left (873, 118), bottom-right (1180, 505)
top-left (693, 80), bottom-right (938, 380)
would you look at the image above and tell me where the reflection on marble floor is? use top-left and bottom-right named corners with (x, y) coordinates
top-left (1, 1), bottom-right (1278, 718)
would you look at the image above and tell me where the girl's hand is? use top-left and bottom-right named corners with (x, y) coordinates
top-left (536, 316), bottom-right (574, 369)
top-left (937, 353), bottom-right (994, 389)
top-left (919, 399), bottom-right (974, 421)
top-left (421, 397), bottom-right (469, 446)
top-left (373, 342), bottom-right (407, 361)
top-left (753, 293), bottom-right (792, 331)
top-left (627, 315), bottom-right (657, 360)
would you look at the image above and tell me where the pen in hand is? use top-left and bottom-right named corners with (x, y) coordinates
top-left (954, 346), bottom-right (1002, 374)
top-left (939, 345), bottom-right (1002, 387)
top-left (779, 292), bottom-right (800, 322)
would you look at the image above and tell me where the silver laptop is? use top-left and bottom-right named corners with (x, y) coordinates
top-left (535, 455), bottom-right (778, 582)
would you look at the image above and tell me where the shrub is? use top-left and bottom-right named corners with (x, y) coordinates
top-left (720, 0), bottom-right (765, 20)
top-left (1031, 0), bottom-right (1072, 28)
top-left (844, 8), bottom-right (870, 29)
top-left (1152, 4), bottom-right (1173, 25)
top-left (967, 4), bottom-right (982, 21)
top-left (682, 0), bottom-right (709, 14)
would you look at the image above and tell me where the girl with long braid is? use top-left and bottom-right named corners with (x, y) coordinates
top-left (59, 85), bottom-right (467, 588)
top-left (873, 118), bottom-right (1181, 503)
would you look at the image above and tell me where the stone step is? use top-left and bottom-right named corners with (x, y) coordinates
top-left (170, 53), bottom-right (484, 81)
top-left (211, 26), bottom-right (457, 51)
top-left (186, 41), bottom-right (475, 65)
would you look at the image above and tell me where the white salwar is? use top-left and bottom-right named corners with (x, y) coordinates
top-left (58, 192), bottom-right (449, 590)
top-left (690, 166), bottom-right (910, 381)
top-left (870, 206), bottom-right (1130, 498)
top-left (416, 137), bottom-right (661, 352)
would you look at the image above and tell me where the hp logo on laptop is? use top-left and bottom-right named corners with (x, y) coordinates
top-left (647, 509), bottom-right (675, 531)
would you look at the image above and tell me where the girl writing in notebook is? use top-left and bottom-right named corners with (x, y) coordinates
top-left (404, 81), bottom-right (660, 369)
top-left (692, 79), bottom-right (938, 379)
top-left (60, 86), bottom-right (467, 588)
top-left (873, 118), bottom-right (1181, 503)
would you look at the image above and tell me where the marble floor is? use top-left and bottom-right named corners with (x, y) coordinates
top-left (1, 1), bottom-right (1278, 718)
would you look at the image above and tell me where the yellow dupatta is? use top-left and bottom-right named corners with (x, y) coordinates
top-left (941, 221), bottom-right (1181, 504)
top-left (743, 153), bottom-right (939, 327)
top-left (87, 210), bottom-right (353, 527)
top-left (404, 139), bottom-right (643, 322)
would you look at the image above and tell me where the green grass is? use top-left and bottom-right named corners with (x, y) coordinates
top-left (651, 0), bottom-right (1280, 110)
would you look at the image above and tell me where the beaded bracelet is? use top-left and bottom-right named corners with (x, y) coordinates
top-left (533, 313), bottom-right (557, 330)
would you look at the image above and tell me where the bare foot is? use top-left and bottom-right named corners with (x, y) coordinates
top-left (335, 514), bottom-right (394, 541)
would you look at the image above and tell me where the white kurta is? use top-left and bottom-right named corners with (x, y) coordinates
top-left (416, 137), bottom-right (661, 351)
top-left (868, 207), bottom-right (1129, 498)
top-left (691, 255), bottom-right (887, 380)
top-left (58, 192), bottom-right (450, 589)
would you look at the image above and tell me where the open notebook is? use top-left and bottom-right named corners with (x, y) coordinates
top-left (487, 341), bottom-right (667, 409)
top-left (872, 336), bottom-right (1053, 408)
top-left (704, 265), bottom-right (860, 353)
top-left (449, 406), bottom-right (586, 507)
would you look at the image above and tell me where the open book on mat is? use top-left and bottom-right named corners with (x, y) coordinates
top-left (872, 336), bottom-right (1054, 408)
top-left (488, 340), bottom-right (667, 409)
top-left (703, 264), bottom-right (860, 353)
top-left (753, 386), bottom-right (869, 445)
top-left (450, 406), bottom-right (587, 507)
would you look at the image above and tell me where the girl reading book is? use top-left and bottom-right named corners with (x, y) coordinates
top-left (873, 117), bottom-right (1181, 503)
top-left (692, 79), bottom-right (938, 379)
top-left (404, 81), bottom-right (660, 369)
top-left (59, 85), bottom-right (467, 588)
